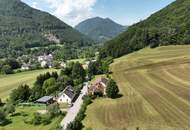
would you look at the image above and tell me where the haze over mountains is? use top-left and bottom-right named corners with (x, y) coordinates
top-left (101, 0), bottom-right (190, 58)
top-left (75, 17), bottom-right (127, 42)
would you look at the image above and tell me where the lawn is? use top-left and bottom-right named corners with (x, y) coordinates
top-left (0, 104), bottom-right (64, 130)
top-left (0, 69), bottom-right (57, 100)
top-left (83, 45), bottom-right (190, 130)
top-left (68, 58), bottom-right (86, 64)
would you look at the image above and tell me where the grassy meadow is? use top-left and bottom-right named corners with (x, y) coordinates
top-left (0, 104), bottom-right (63, 130)
top-left (0, 69), bottom-right (57, 100)
top-left (83, 45), bottom-right (190, 130)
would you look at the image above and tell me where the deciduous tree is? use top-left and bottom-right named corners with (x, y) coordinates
top-left (43, 78), bottom-right (56, 95)
top-left (10, 84), bottom-right (31, 103)
top-left (106, 79), bottom-right (119, 98)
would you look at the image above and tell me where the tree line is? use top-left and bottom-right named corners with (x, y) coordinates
top-left (100, 0), bottom-right (190, 58)
top-left (0, 62), bottom-right (86, 126)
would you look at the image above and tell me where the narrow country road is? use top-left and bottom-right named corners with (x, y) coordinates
top-left (60, 82), bottom-right (88, 130)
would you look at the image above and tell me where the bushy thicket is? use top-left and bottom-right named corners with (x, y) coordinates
top-left (0, 59), bottom-right (20, 74)
top-left (87, 57), bottom-right (113, 78)
top-left (25, 103), bottom-right (65, 126)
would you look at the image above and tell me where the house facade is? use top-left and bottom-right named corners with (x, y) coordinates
top-left (56, 85), bottom-right (76, 104)
top-left (88, 78), bottom-right (108, 96)
top-left (21, 64), bottom-right (31, 70)
top-left (38, 54), bottom-right (53, 68)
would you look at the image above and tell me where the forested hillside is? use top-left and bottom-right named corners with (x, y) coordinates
top-left (75, 17), bottom-right (126, 42)
top-left (101, 0), bottom-right (190, 58)
top-left (0, 0), bottom-right (92, 58)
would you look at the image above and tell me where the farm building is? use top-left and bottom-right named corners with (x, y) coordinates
top-left (35, 96), bottom-right (54, 104)
top-left (88, 77), bottom-right (108, 96)
top-left (56, 85), bottom-right (76, 104)
top-left (21, 63), bottom-right (31, 70)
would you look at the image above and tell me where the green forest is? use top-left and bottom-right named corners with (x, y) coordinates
top-left (101, 0), bottom-right (190, 58)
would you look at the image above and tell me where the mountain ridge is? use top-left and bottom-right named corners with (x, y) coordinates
top-left (75, 17), bottom-right (126, 42)
top-left (0, 0), bottom-right (94, 58)
top-left (101, 0), bottom-right (190, 58)
top-left (0, 0), bottom-right (91, 48)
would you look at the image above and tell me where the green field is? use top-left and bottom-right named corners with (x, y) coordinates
top-left (83, 45), bottom-right (190, 130)
top-left (0, 69), bottom-right (57, 100)
top-left (68, 58), bottom-right (86, 64)
top-left (0, 104), bottom-right (63, 130)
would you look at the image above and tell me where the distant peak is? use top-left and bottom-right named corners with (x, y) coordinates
top-left (105, 17), bottom-right (111, 20)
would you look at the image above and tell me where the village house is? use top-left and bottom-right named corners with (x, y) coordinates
top-left (38, 54), bottom-right (53, 68)
top-left (56, 85), bottom-right (76, 104)
top-left (88, 77), bottom-right (108, 96)
top-left (21, 63), bottom-right (31, 70)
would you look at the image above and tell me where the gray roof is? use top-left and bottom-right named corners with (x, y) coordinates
top-left (64, 85), bottom-right (75, 99)
top-left (36, 96), bottom-right (53, 103)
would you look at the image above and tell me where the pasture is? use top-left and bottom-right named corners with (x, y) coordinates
top-left (83, 45), bottom-right (190, 130)
top-left (0, 104), bottom-right (63, 130)
top-left (0, 69), bottom-right (57, 100)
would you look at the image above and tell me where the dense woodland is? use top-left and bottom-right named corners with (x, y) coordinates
top-left (0, 0), bottom-right (95, 59)
top-left (75, 17), bottom-right (126, 42)
top-left (101, 0), bottom-right (190, 58)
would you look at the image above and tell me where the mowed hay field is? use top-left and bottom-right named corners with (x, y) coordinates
top-left (83, 45), bottom-right (190, 130)
top-left (0, 69), bottom-right (56, 100)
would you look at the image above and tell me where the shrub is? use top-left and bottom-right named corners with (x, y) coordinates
top-left (1, 65), bottom-right (13, 74)
top-left (5, 103), bottom-right (15, 115)
top-left (24, 117), bottom-right (32, 124)
top-left (47, 103), bottom-right (61, 118)
top-left (41, 114), bottom-right (51, 125)
top-left (32, 112), bottom-right (42, 125)
top-left (0, 98), bottom-right (3, 106)
top-left (0, 108), bottom-right (7, 125)
top-left (25, 112), bottom-right (52, 126)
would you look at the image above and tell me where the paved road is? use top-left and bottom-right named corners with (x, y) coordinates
top-left (60, 82), bottom-right (88, 130)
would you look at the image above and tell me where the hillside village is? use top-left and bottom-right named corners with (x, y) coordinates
top-left (0, 53), bottom-right (118, 130)
top-left (1, 0), bottom-right (190, 130)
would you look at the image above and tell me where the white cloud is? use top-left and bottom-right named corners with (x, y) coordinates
top-left (43, 0), bottom-right (97, 26)
top-left (31, 2), bottom-right (38, 9)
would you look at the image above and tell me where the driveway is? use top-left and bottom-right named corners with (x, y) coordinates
top-left (60, 82), bottom-right (88, 130)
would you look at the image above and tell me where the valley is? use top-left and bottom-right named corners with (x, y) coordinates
top-left (83, 45), bottom-right (190, 130)
top-left (0, 69), bottom-right (56, 100)
top-left (1, 0), bottom-right (190, 130)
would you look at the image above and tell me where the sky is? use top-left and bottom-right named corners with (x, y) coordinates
top-left (21, 0), bottom-right (176, 27)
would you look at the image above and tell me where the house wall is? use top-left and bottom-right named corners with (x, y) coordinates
top-left (57, 94), bottom-right (72, 104)
top-left (88, 82), bottom-right (107, 96)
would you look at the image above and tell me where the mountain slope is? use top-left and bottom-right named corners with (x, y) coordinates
top-left (0, 0), bottom-right (91, 49)
top-left (75, 17), bottom-right (126, 42)
top-left (101, 0), bottom-right (190, 58)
